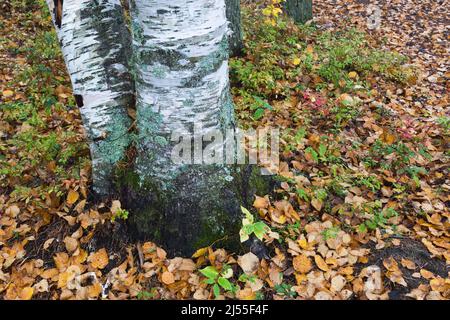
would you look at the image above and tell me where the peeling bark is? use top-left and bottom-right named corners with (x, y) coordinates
top-left (46, 0), bottom-right (133, 195)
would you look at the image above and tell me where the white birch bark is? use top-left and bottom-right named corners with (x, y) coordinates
top-left (46, 0), bottom-right (133, 195)
top-left (129, 0), bottom-right (235, 184)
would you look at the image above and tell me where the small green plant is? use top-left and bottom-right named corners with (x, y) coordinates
top-left (111, 208), bottom-right (129, 222)
top-left (402, 166), bottom-right (427, 187)
top-left (274, 283), bottom-right (297, 298)
top-left (322, 226), bottom-right (340, 240)
top-left (436, 116), bottom-right (450, 134)
top-left (314, 188), bottom-right (328, 202)
top-left (200, 264), bottom-right (236, 299)
top-left (359, 206), bottom-right (399, 232)
top-left (355, 175), bottom-right (382, 192)
top-left (239, 206), bottom-right (271, 242)
top-left (296, 188), bottom-right (309, 201)
top-left (251, 96), bottom-right (273, 120)
top-left (137, 288), bottom-right (157, 300)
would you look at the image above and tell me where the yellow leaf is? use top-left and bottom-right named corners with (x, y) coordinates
top-left (237, 288), bottom-right (256, 300)
top-left (253, 195), bottom-right (269, 209)
top-left (292, 57), bottom-right (301, 66)
top-left (293, 254), bottom-right (312, 273)
top-left (192, 247), bottom-right (209, 259)
top-left (89, 248), bottom-right (109, 269)
top-left (19, 287), bottom-right (34, 300)
top-left (420, 269), bottom-right (434, 280)
top-left (57, 272), bottom-right (70, 289)
top-left (2, 89), bottom-right (14, 98)
top-left (381, 130), bottom-right (396, 145)
top-left (67, 190), bottom-right (79, 205)
top-left (348, 71), bottom-right (358, 79)
top-left (298, 237), bottom-right (309, 250)
top-left (88, 283), bottom-right (102, 298)
top-left (314, 255), bottom-right (329, 272)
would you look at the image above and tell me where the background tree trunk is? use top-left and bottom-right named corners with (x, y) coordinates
top-left (226, 0), bottom-right (244, 57)
top-left (284, 0), bottom-right (313, 24)
top-left (46, 0), bottom-right (133, 195)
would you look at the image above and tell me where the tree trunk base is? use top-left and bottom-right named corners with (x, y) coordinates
top-left (116, 165), bottom-right (275, 256)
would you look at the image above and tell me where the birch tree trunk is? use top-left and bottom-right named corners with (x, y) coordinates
top-left (47, 0), bottom-right (272, 255)
top-left (226, 0), bottom-right (244, 57)
top-left (284, 0), bottom-right (313, 24)
top-left (124, 0), bottom-right (270, 255)
top-left (46, 0), bottom-right (133, 195)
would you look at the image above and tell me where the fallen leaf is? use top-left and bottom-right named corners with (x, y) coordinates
top-left (63, 236), bottom-right (78, 253)
top-left (400, 258), bottom-right (416, 270)
top-left (238, 252), bottom-right (259, 274)
top-left (314, 255), bottom-right (329, 272)
top-left (2, 89), bottom-right (14, 98)
top-left (67, 190), bottom-right (79, 205)
top-left (19, 287), bottom-right (34, 300)
top-left (330, 275), bottom-right (346, 292)
top-left (161, 271), bottom-right (175, 285)
top-left (88, 248), bottom-right (109, 269)
top-left (293, 255), bottom-right (312, 273)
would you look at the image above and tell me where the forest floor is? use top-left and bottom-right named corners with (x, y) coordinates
top-left (0, 0), bottom-right (448, 300)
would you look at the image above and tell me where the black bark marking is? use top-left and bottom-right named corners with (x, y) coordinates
top-left (54, 0), bottom-right (63, 28)
top-left (74, 94), bottom-right (84, 108)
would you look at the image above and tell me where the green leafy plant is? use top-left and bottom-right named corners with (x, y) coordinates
top-left (359, 206), bottom-right (399, 232)
top-left (274, 283), bottom-right (297, 298)
top-left (200, 264), bottom-right (236, 299)
top-left (111, 208), bottom-right (129, 222)
top-left (251, 96), bottom-right (273, 120)
top-left (137, 288), bottom-right (157, 300)
top-left (239, 206), bottom-right (271, 242)
top-left (322, 226), bottom-right (340, 240)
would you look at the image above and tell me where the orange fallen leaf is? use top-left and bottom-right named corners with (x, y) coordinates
top-left (89, 248), bottom-right (109, 269)
top-left (293, 255), bottom-right (312, 274)
top-left (253, 196), bottom-right (269, 209)
top-left (314, 255), bottom-right (329, 272)
top-left (19, 287), bottom-right (34, 300)
top-left (2, 89), bottom-right (14, 98)
top-left (161, 271), bottom-right (175, 285)
top-left (67, 190), bottom-right (79, 205)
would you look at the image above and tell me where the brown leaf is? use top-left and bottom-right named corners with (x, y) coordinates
top-left (311, 198), bottom-right (323, 211)
top-left (400, 258), bottom-right (416, 270)
top-left (63, 236), bottom-right (78, 253)
top-left (238, 252), bottom-right (259, 274)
